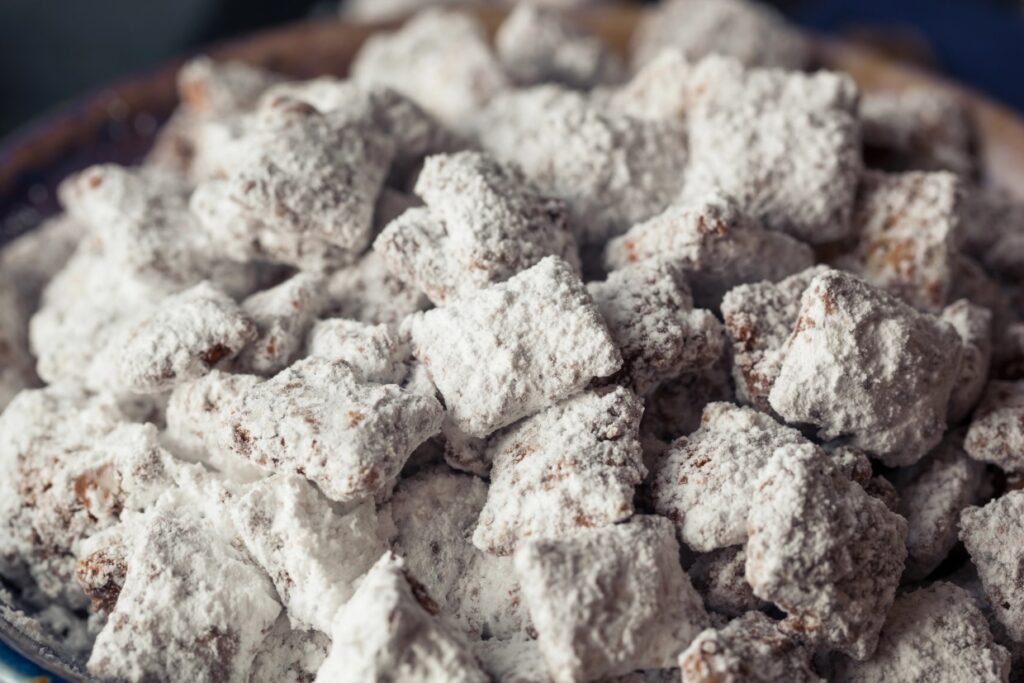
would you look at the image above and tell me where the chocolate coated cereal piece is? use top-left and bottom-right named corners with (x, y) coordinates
top-left (306, 318), bottom-right (410, 385)
top-left (942, 299), bottom-right (993, 423)
top-left (234, 273), bottom-right (327, 376)
top-left (324, 249), bottom-right (431, 325)
top-left (965, 381), bottom-right (1024, 472)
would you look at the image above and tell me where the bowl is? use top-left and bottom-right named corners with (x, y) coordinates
top-left (1, 6), bottom-right (1023, 681)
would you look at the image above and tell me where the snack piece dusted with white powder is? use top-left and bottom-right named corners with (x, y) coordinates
top-left (604, 194), bottom-right (815, 309)
top-left (746, 443), bottom-right (908, 660)
top-left (190, 96), bottom-right (393, 269)
top-left (960, 491), bottom-right (1024, 645)
top-left (587, 260), bottom-right (724, 395)
top-left (306, 318), bottom-right (410, 385)
top-left (682, 57), bottom-right (862, 245)
top-left (235, 273), bottom-right (327, 376)
top-left (405, 257), bottom-right (621, 437)
top-left (316, 551), bottom-right (489, 683)
top-left (632, 0), bottom-right (810, 70)
top-left (389, 468), bottom-right (527, 640)
top-left (860, 87), bottom-right (980, 178)
top-left (964, 381), bottom-right (1024, 472)
top-left (894, 435), bottom-right (985, 580)
top-left (721, 266), bottom-right (830, 412)
top-left (163, 370), bottom-right (265, 482)
top-left (351, 9), bottom-right (507, 131)
top-left (87, 497), bottom-right (281, 683)
top-left (473, 387), bottom-right (645, 556)
top-left (846, 170), bottom-right (964, 312)
top-left (514, 515), bottom-right (709, 682)
top-left (942, 298), bottom-right (993, 423)
top-left (679, 611), bottom-right (820, 683)
top-left (496, 4), bottom-right (625, 89)
top-left (831, 582), bottom-right (1010, 683)
top-left (232, 474), bottom-right (388, 633)
top-left (324, 249), bottom-right (430, 325)
top-left (115, 281), bottom-right (256, 394)
top-left (225, 356), bottom-right (444, 504)
top-left (768, 270), bottom-right (963, 466)
top-left (375, 151), bottom-right (579, 304)
top-left (477, 86), bottom-right (688, 246)
top-left (253, 617), bottom-right (331, 683)
top-left (688, 546), bottom-right (768, 618)
top-left (649, 401), bottom-right (808, 552)
top-left (0, 274), bottom-right (34, 411)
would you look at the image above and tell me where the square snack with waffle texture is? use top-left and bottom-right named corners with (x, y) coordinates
top-left (405, 257), bottom-right (621, 437)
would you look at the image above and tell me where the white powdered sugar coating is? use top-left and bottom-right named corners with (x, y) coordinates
top-left (961, 491), bottom-right (1024, 644)
top-left (324, 248), bottom-right (431, 325)
top-left (406, 257), bottom-right (621, 437)
top-left (477, 85), bottom-right (689, 246)
top-left (604, 194), bottom-right (815, 309)
top-left (942, 298), bottom-right (993, 423)
top-left (224, 356), bottom-right (443, 503)
top-left (682, 56), bottom-right (862, 245)
top-left (649, 401), bottom-right (808, 552)
top-left (316, 551), bottom-right (489, 683)
top-left (375, 151), bottom-right (579, 304)
top-left (235, 273), bottom-right (327, 376)
top-left (496, 4), bottom-right (625, 89)
top-left (514, 516), bottom-right (709, 682)
top-left (831, 582), bottom-right (1010, 683)
top-left (679, 611), bottom-right (820, 683)
top-left (587, 260), bottom-right (724, 395)
top-left (306, 318), bottom-right (410, 385)
top-left (232, 473), bottom-right (388, 633)
top-left (473, 387), bottom-right (646, 555)
top-left (964, 381), bottom-right (1024, 472)
top-left (769, 270), bottom-right (963, 466)
top-left (746, 443), bottom-right (908, 660)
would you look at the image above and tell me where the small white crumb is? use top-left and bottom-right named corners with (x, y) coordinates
top-left (473, 387), bottom-right (645, 555)
top-left (515, 515), bottom-right (709, 682)
top-left (316, 551), bottom-right (489, 683)
top-left (405, 256), bottom-right (621, 437)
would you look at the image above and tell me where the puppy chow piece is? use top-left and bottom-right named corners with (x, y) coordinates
top-left (225, 356), bottom-right (443, 504)
top-left (860, 87), bottom-right (980, 178)
top-left (232, 474), bottom-right (388, 633)
top-left (964, 381), bottom-right (1024, 472)
top-left (351, 9), bottom-right (507, 131)
top-left (405, 257), bottom-right (621, 437)
top-left (477, 86), bottom-right (688, 246)
top-left (307, 318), bottom-right (410, 385)
top-left (260, 78), bottom-right (460, 179)
top-left (848, 170), bottom-right (964, 312)
top-left (832, 582), bottom-right (1010, 683)
top-left (746, 443), bottom-right (908, 660)
top-left (632, 0), bottom-right (810, 70)
top-left (942, 299), bottom-right (993, 423)
top-left (0, 212), bottom-right (84, 315)
top-left (389, 468), bottom-right (527, 640)
top-left (894, 435), bottom-right (985, 580)
top-left (75, 524), bottom-right (130, 615)
top-left (473, 387), bottom-right (645, 556)
top-left (688, 547), bottom-right (768, 618)
top-left (439, 418), bottom-right (490, 477)
top-left (324, 249), bottom-right (431, 325)
top-left (253, 616), bottom-right (331, 683)
top-left (0, 388), bottom-right (127, 608)
top-left (316, 551), bottom-right (489, 683)
top-left (640, 361), bottom-right (734, 442)
top-left (606, 195), bottom-right (816, 310)
top-left (607, 48), bottom-right (693, 121)
top-left (177, 56), bottom-right (281, 117)
top-left (163, 370), bottom-right (266, 482)
top-left (682, 57), bottom-right (861, 245)
top-left (721, 266), bottom-right (830, 412)
top-left (588, 260), bottom-right (724, 395)
top-left (649, 401), bottom-right (808, 552)
top-left (374, 151), bottom-right (579, 304)
top-left (961, 491), bottom-right (1024, 647)
top-left (768, 270), bottom-right (963, 466)
top-left (679, 611), bottom-right (820, 683)
top-left (87, 498), bottom-right (281, 683)
top-left (190, 96), bottom-right (393, 270)
top-left (515, 515), bottom-right (709, 682)
top-left (116, 281), bottom-right (257, 394)
top-left (496, 4), bottom-right (625, 89)
top-left (235, 273), bottom-right (327, 376)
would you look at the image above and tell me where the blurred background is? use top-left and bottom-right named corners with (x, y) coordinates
top-left (0, 0), bottom-right (1022, 138)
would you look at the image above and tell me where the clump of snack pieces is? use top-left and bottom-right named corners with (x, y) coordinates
top-left (3, 1), bottom-right (1024, 681)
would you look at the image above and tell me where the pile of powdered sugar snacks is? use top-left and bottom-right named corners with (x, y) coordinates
top-left (2, 1), bottom-right (1024, 681)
